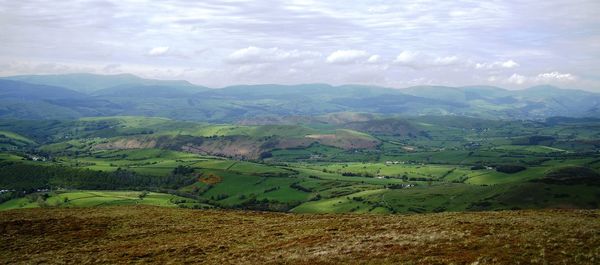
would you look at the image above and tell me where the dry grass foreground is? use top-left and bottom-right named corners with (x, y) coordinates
top-left (1, 206), bottom-right (599, 264)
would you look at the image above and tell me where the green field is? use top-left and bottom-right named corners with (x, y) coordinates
top-left (0, 115), bottom-right (599, 214)
top-left (0, 190), bottom-right (207, 211)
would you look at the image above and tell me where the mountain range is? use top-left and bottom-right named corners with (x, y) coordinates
top-left (1, 73), bottom-right (599, 121)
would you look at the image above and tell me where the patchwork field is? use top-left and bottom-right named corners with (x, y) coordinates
top-left (0, 190), bottom-right (206, 211)
top-left (1, 115), bottom-right (599, 215)
top-left (1, 206), bottom-right (599, 264)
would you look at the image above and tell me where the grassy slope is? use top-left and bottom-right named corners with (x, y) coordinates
top-left (1, 206), bottom-right (598, 264)
top-left (3, 147), bottom-right (599, 214)
top-left (55, 149), bottom-right (211, 176)
top-left (0, 191), bottom-right (204, 211)
top-left (190, 169), bottom-right (310, 206)
top-left (3, 116), bottom-right (600, 215)
top-left (0, 130), bottom-right (36, 144)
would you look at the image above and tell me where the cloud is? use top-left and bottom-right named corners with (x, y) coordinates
top-left (475, 63), bottom-right (488, 69)
top-left (432, 56), bottom-right (459, 66)
top-left (0, 0), bottom-right (599, 90)
top-left (326, 49), bottom-right (370, 64)
top-left (233, 63), bottom-right (270, 76)
top-left (507, 73), bottom-right (526, 85)
top-left (367, 54), bottom-right (381, 63)
top-left (393, 51), bottom-right (419, 65)
top-left (367, 5), bottom-right (391, 13)
top-left (501, 60), bottom-right (519, 68)
top-left (536, 71), bottom-right (577, 82)
top-left (102, 64), bottom-right (121, 73)
top-left (227, 46), bottom-right (317, 64)
top-left (394, 51), bottom-right (461, 68)
top-left (475, 59), bottom-right (519, 69)
top-left (148, 47), bottom-right (169, 56)
top-left (504, 71), bottom-right (577, 86)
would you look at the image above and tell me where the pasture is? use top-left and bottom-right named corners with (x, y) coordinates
top-left (0, 190), bottom-right (205, 211)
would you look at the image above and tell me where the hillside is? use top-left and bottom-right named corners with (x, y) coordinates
top-left (0, 130), bottom-right (35, 149)
top-left (1, 115), bottom-right (599, 214)
top-left (0, 80), bottom-right (87, 100)
top-left (1, 206), bottom-right (598, 264)
top-left (1, 74), bottom-right (600, 121)
top-left (2, 73), bottom-right (204, 93)
top-left (3, 0), bottom-right (598, 263)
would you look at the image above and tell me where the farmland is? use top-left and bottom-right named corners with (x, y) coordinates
top-left (0, 190), bottom-right (206, 211)
top-left (0, 75), bottom-right (600, 263)
top-left (2, 0), bottom-right (600, 261)
top-left (1, 115), bottom-right (599, 214)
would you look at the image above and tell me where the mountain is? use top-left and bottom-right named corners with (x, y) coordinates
top-left (1, 73), bottom-right (599, 121)
top-left (92, 84), bottom-right (208, 98)
top-left (2, 73), bottom-right (206, 94)
top-left (0, 79), bottom-right (122, 119)
top-left (0, 79), bottom-right (86, 100)
top-left (513, 85), bottom-right (600, 117)
top-left (400, 85), bottom-right (600, 119)
top-left (198, 84), bottom-right (397, 100)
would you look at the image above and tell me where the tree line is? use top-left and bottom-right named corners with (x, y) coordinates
top-left (0, 162), bottom-right (197, 202)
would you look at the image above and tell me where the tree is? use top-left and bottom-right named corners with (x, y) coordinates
top-left (36, 196), bottom-right (48, 208)
top-left (138, 191), bottom-right (149, 200)
top-left (172, 165), bottom-right (194, 175)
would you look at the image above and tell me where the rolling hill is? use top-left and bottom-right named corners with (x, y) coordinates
top-left (1, 73), bottom-right (600, 121)
top-left (2, 73), bottom-right (206, 93)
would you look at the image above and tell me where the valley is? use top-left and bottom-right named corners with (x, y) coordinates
top-left (3, 0), bottom-right (600, 263)
top-left (1, 114), bottom-right (599, 214)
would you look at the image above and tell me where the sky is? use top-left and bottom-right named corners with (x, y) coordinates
top-left (0, 0), bottom-right (599, 90)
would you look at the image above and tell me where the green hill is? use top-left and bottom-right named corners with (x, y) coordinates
top-left (2, 73), bottom-right (600, 121)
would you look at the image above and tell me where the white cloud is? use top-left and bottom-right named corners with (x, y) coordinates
top-left (449, 10), bottom-right (469, 17)
top-left (476, 59), bottom-right (519, 69)
top-left (394, 51), bottom-right (462, 68)
top-left (504, 71), bottom-right (578, 86)
top-left (393, 51), bottom-right (419, 64)
top-left (367, 5), bottom-right (391, 13)
top-left (367, 54), bottom-right (380, 63)
top-left (432, 56), bottom-right (459, 66)
top-left (507, 73), bottom-right (526, 84)
top-left (501, 60), bottom-right (519, 68)
top-left (233, 63), bottom-right (269, 75)
top-left (536, 71), bottom-right (577, 82)
top-left (148, 46), bottom-right (169, 56)
top-left (227, 46), bottom-right (316, 64)
top-left (474, 63), bottom-right (485, 69)
top-left (326, 49), bottom-right (370, 64)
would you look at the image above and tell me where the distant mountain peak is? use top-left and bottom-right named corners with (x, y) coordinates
top-left (525, 84), bottom-right (563, 91)
top-left (1, 73), bottom-right (201, 93)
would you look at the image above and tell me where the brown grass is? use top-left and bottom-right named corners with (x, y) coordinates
top-left (1, 207), bottom-right (599, 264)
top-left (199, 174), bottom-right (223, 185)
top-left (305, 134), bottom-right (379, 150)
